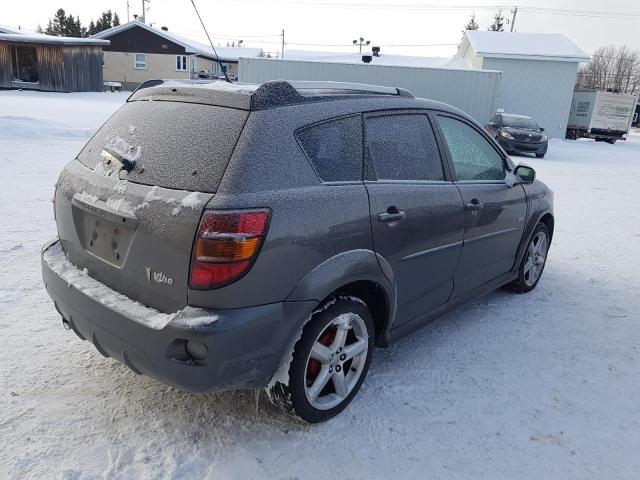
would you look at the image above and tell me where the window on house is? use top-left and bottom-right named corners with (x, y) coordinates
top-left (134, 53), bottom-right (146, 69)
top-left (176, 55), bottom-right (187, 71)
top-left (11, 46), bottom-right (39, 83)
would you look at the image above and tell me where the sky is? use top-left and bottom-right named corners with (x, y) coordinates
top-left (3, 0), bottom-right (639, 58)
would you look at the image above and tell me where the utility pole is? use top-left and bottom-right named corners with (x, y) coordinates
top-left (140, 0), bottom-right (150, 23)
top-left (510, 6), bottom-right (518, 32)
top-left (127, 1), bottom-right (130, 22)
top-left (281, 29), bottom-right (285, 59)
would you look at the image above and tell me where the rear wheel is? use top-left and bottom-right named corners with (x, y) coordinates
top-left (266, 297), bottom-right (374, 423)
top-left (507, 223), bottom-right (549, 293)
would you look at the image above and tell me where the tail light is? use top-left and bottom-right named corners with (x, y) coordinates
top-left (189, 209), bottom-right (270, 289)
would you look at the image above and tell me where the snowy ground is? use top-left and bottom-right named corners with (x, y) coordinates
top-left (1, 90), bottom-right (639, 479)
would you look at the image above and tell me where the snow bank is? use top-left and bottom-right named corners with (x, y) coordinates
top-left (0, 116), bottom-right (94, 140)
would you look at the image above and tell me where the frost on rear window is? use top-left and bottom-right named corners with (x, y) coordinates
top-left (295, 115), bottom-right (362, 182)
top-left (78, 101), bottom-right (248, 193)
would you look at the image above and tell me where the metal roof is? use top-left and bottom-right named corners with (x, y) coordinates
top-left (461, 31), bottom-right (590, 62)
top-left (0, 32), bottom-right (109, 46)
top-left (91, 21), bottom-right (263, 61)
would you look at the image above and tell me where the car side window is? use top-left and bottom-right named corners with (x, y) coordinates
top-left (437, 115), bottom-right (506, 181)
top-left (364, 114), bottom-right (444, 181)
top-left (490, 115), bottom-right (500, 125)
top-left (295, 115), bottom-right (362, 182)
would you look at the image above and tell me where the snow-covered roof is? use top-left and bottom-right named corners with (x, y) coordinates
top-left (0, 32), bottom-right (109, 46)
top-left (281, 49), bottom-right (472, 69)
top-left (462, 31), bottom-right (590, 62)
top-left (0, 24), bottom-right (33, 34)
top-left (92, 21), bottom-right (263, 61)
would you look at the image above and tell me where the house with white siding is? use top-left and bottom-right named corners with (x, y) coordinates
top-left (91, 20), bottom-right (263, 90)
top-left (458, 31), bottom-right (590, 138)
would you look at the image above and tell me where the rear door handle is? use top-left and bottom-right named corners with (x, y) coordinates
top-left (378, 208), bottom-right (406, 224)
top-left (465, 199), bottom-right (484, 210)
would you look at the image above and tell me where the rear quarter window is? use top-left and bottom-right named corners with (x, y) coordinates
top-left (295, 115), bottom-right (363, 182)
top-left (78, 101), bottom-right (248, 192)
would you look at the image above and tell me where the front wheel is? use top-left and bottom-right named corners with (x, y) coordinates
top-left (507, 223), bottom-right (550, 293)
top-left (266, 297), bottom-right (374, 423)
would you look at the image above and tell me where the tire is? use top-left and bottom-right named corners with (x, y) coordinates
top-left (266, 297), bottom-right (374, 423)
top-left (507, 223), bottom-right (550, 293)
top-left (535, 153), bottom-right (545, 158)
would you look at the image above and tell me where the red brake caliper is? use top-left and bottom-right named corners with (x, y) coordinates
top-left (307, 326), bottom-right (336, 381)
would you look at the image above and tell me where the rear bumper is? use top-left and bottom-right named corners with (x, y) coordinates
top-left (498, 138), bottom-right (548, 155)
top-left (41, 239), bottom-right (314, 392)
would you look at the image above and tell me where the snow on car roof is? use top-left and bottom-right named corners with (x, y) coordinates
top-left (464, 31), bottom-right (590, 62)
top-left (91, 21), bottom-right (263, 61)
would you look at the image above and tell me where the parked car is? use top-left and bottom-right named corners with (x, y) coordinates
top-left (485, 112), bottom-right (548, 158)
top-left (42, 80), bottom-right (554, 423)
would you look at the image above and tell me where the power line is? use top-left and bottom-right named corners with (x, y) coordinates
top-left (208, 0), bottom-right (640, 19)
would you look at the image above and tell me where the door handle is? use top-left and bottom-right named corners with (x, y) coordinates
top-left (465, 199), bottom-right (484, 210)
top-left (378, 207), bottom-right (406, 224)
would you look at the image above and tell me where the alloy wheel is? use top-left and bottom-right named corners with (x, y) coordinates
top-left (304, 312), bottom-right (369, 410)
top-left (523, 231), bottom-right (548, 287)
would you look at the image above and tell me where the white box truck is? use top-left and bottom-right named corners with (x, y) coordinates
top-left (566, 91), bottom-right (637, 144)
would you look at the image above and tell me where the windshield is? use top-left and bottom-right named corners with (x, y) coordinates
top-left (502, 116), bottom-right (539, 130)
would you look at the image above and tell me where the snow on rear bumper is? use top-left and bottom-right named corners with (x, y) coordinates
top-left (41, 239), bottom-right (314, 392)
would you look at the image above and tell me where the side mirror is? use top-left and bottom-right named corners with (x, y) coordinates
top-left (539, 127), bottom-right (545, 132)
top-left (515, 165), bottom-right (536, 184)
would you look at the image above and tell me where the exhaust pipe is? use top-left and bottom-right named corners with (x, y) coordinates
top-left (62, 318), bottom-right (71, 330)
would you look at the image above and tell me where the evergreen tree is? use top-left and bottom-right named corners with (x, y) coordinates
top-left (488, 10), bottom-right (505, 31)
top-left (91, 10), bottom-right (118, 34)
top-left (464, 13), bottom-right (479, 31)
top-left (65, 14), bottom-right (82, 37)
top-left (44, 8), bottom-right (87, 37)
top-left (45, 9), bottom-right (67, 36)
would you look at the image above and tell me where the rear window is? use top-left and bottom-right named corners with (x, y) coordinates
top-left (78, 101), bottom-right (248, 192)
top-left (295, 115), bottom-right (362, 182)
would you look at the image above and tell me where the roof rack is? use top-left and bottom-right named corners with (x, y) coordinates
top-left (287, 81), bottom-right (412, 97)
top-left (129, 79), bottom-right (414, 111)
top-left (251, 80), bottom-right (413, 110)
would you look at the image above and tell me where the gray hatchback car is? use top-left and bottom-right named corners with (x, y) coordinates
top-left (42, 80), bottom-right (554, 423)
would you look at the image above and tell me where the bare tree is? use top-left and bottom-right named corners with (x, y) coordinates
top-left (577, 45), bottom-right (640, 95)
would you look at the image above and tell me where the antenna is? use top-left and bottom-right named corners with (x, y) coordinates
top-left (189, 0), bottom-right (231, 83)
